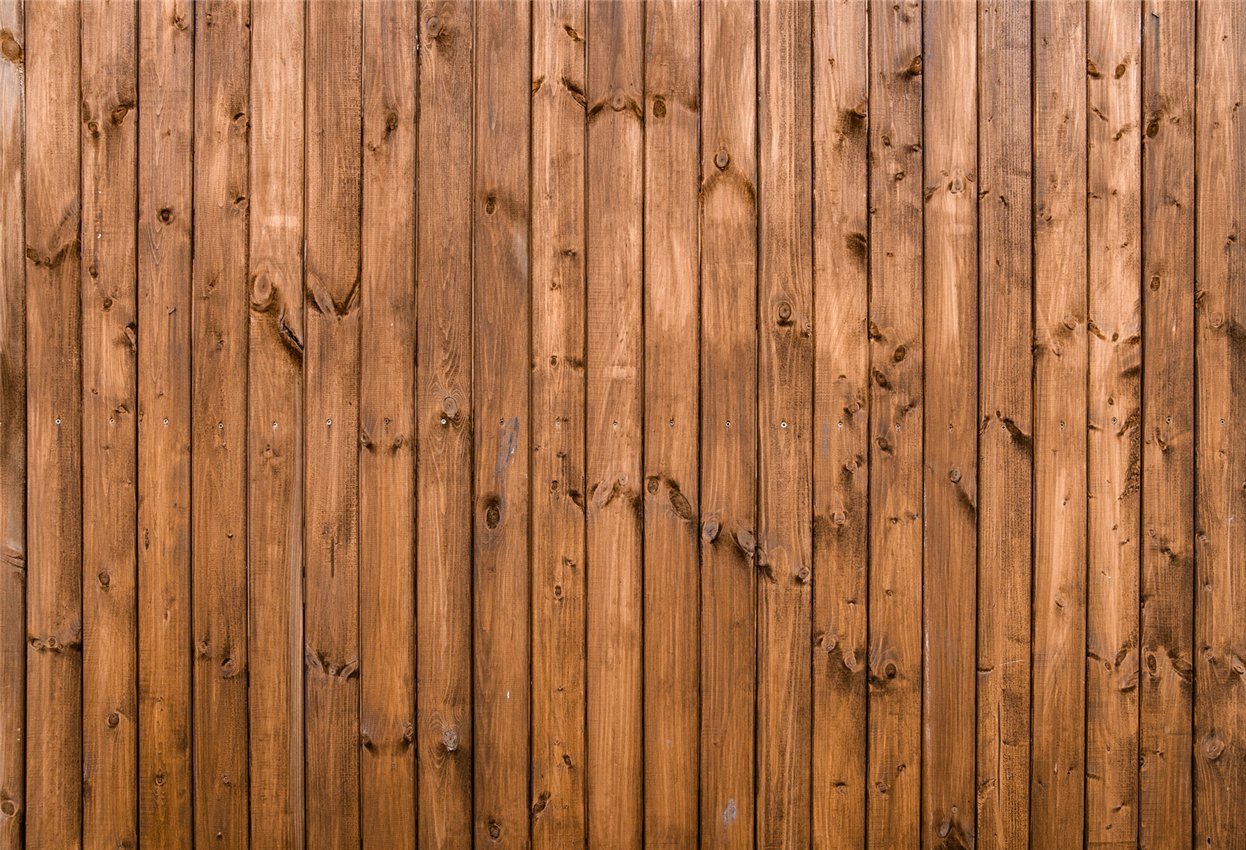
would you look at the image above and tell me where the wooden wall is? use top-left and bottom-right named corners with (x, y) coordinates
top-left (0, 0), bottom-right (1243, 847)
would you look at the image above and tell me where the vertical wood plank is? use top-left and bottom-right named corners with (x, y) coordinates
top-left (137, 0), bottom-right (194, 843)
top-left (530, 0), bottom-right (588, 844)
top-left (304, 0), bottom-right (363, 845)
top-left (247, 0), bottom-right (304, 845)
top-left (811, 0), bottom-right (869, 844)
top-left (416, 2), bottom-right (474, 845)
top-left (1195, 0), bottom-right (1246, 844)
top-left (0, 0), bottom-right (21, 844)
top-left (699, 0), bottom-right (757, 845)
top-left (191, 0), bottom-right (250, 844)
top-left (756, 0), bottom-right (812, 844)
top-left (1139, 0), bottom-right (1195, 843)
top-left (24, 0), bottom-right (83, 845)
top-left (976, 0), bottom-right (1033, 845)
top-left (359, 0), bottom-right (417, 848)
top-left (642, 0), bottom-right (700, 842)
top-left (1086, 0), bottom-right (1143, 843)
top-left (586, 1), bottom-right (644, 844)
top-left (1031, 0), bottom-right (1088, 842)
top-left (472, 0), bottom-right (530, 844)
top-left (921, 1), bottom-right (977, 844)
top-left (865, 0), bottom-right (922, 844)
top-left (81, 1), bottom-right (138, 846)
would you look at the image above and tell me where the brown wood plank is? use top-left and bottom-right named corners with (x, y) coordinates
top-left (865, 0), bottom-right (922, 844)
top-left (756, 0), bottom-right (813, 844)
top-left (1195, 0), bottom-right (1246, 843)
top-left (191, 0), bottom-right (251, 844)
top-left (641, 0), bottom-right (700, 842)
top-left (1031, 0), bottom-right (1088, 842)
top-left (136, 0), bottom-right (194, 843)
top-left (472, 0), bottom-right (530, 844)
top-left (303, 0), bottom-right (363, 845)
top-left (699, 1), bottom-right (757, 846)
top-left (247, 0), bottom-right (304, 846)
top-left (811, 0), bottom-right (868, 845)
top-left (0, 0), bottom-right (23, 844)
top-left (24, 0), bottom-right (83, 845)
top-left (415, 2), bottom-right (474, 845)
top-left (921, 1), bottom-right (977, 845)
top-left (530, 0), bottom-right (588, 844)
top-left (80, 1), bottom-right (138, 846)
top-left (585, 1), bottom-right (644, 845)
top-left (359, 1), bottom-right (417, 848)
top-left (1139, 0), bottom-right (1195, 843)
top-left (1086, 0), bottom-right (1142, 843)
top-left (975, 0), bottom-right (1033, 845)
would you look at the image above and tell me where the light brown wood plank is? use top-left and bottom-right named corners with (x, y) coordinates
top-left (1139, 0), bottom-right (1195, 843)
top-left (642, 0), bottom-right (700, 842)
top-left (1195, 0), bottom-right (1246, 843)
top-left (359, 1), bottom-right (417, 849)
top-left (472, 0), bottom-right (530, 844)
top-left (1086, 0), bottom-right (1142, 843)
top-left (80, 1), bottom-right (138, 846)
top-left (699, 1), bottom-right (757, 845)
top-left (976, 0), bottom-right (1033, 845)
top-left (865, 0), bottom-right (922, 844)
top-left (530, 0), bottom-right (588, 844)
top-left (247, 0), bottom-right (304, 846)
top-left (24, 0), bottom-right (83, 845)
top-left (137, 0), bottom-right (194, 843)
top-left (416, 2), bottom-right (474, 845)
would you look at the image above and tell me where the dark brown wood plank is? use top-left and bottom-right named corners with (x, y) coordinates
top-left (80, 1), bottom-right (138, 846)
top-left (530, 0), bottom-right (588, 844)
top-left (699, 1), bottom-right (757, 846)
top-left (24, 0), bottom-right (83, 845)
top-left (1086, 0), bottom-right (1142, 842)
top-left (865, 0), bottom-right (922, 844)
top-left (472, 0), bottom-right (529, 844)
top-left (359, 1), bottom-right (417, 849)
top-left (642, 0), bottom-right (700, 842)
top-left (191, 0), bottom-right (251, 844)
top-left (975, 0), bottom-right (1033, 845)
top-left (136, 0), bottom-right (194, 843)
top-left (247, 0), bottom-right (304, 846)
top-left (416, 2), bottom-right (474, 845)
top-left (1139, 0), bottom-right (1195, 843)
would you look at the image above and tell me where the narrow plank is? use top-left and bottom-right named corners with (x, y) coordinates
top-left (0, 0), bottom-right (23, 843)
top-left (360, 0), bottom-right (416, 848)
top-left (1031, 0), bottom-right (1088, 842)
top-left (472, 0), bottom-right (530, 843)
top-left (530, 0), bottom-right (588, 844)
top-left (80, 0), bottom-right (138, 846)
top-left (811, 0), bottom-right (868, 844)
top-left (1086, 0), bottom-right (1142, 843)
top-left (191, 0), bottom-right (250, 843)
top-left (1139, 0), bottom-right (1195, 843)
top-left (247, 0), bottom-right (304, 845)
top-left (585, 0), bottom-right (644, 844)
top-left (756, 0), bottom-right (813, 844)
top-left (865, 0), bottom-right (922, 844)
top-left (921, 1), bottom-right (977, 844)
top-left (136, 0), bottom-right (194, 843)
top-left (642, 0), bottom-right (700, 842)
top-left (975, 0), bottom-right (1032, 845)
top-left (699, 0), bottom-right (757, 845)
top-left (1194, 0), bottom-right (1246, 844)
top-left (23, 0), bottom-right (83, 846)
top-left (304, 0), bottom-right (363, 845)
top-left (416, 2), bottom-right (474, 844)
